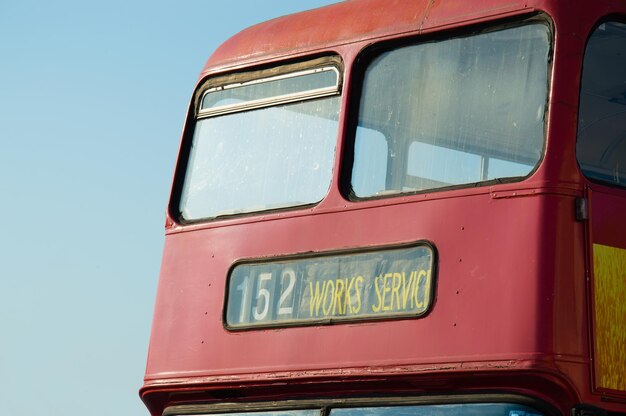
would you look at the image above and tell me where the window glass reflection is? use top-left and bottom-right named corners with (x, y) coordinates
top-left (577, 21), bottom-right (626, 186)
top-left (351, 23), bottom-right (550, 197)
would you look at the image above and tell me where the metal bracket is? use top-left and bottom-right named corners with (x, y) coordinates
top-left (575, 197), bottom-right (589, 222)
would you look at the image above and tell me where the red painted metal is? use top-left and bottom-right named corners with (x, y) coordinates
top-left (142, 1), bottom-right (626, 415)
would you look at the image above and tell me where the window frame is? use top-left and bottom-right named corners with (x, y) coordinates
top-left (162, 394), bottom-right (559, 416)
top-left (198, 66), bottom-right (340, 118)
top-left (222, 240), bottom-right (438, 331)
top-left (170, 55), bottom-right (344, 225)
top-left (575, 16), bottom-right (626, 191)
top-left (341, 16), bottom-right (554, 202)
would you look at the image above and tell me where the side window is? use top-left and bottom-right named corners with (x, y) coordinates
top-left (349, 23), bottom-right (551, 198)
top-left (577, 21), bottom-right (626, 187)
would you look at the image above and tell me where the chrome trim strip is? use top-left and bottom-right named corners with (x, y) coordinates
top-left (198, 67), bottom-right (340, 118)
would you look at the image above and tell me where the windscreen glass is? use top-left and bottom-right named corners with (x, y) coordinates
top-left (180, 65), bottom-right (340, 221)
top-left (200, 411), bottom-right (317, 416)
top-left (178, 403), bottom-right (546, 416)
top-left (350, 23), bottom-right (551, 197)
top-left (332, 404), bottom-right (545, 416)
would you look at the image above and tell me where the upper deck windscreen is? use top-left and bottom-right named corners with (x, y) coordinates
top-left (350, 23), bottom-right (551, 197)
top-left (179, 62), bottom-right (341, 221)
top-left (167, 402), bottom-right (548, 416)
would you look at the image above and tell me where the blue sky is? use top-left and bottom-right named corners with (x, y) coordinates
top-left (0, 1), bottom-right (338, 414)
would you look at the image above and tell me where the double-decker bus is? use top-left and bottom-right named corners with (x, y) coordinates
top-left (141, 1), bottom-right (626, 416)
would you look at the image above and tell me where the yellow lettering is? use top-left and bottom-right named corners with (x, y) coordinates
top-left (322, 280), bottom-right (335, 316)
top-left (422, 270), bottom-right (432, 310)
top-left (372, 274), bottom-right (383, 312)
top-left (391, 272), bottom-right (402, 310)
top-left (401, 271), bottom-right (415, 309)
top-left (309, 281), bottom-right (326, 317)
top-left (353, 276), bottom-right (364, 314)
top-left (382, 273), bottom-right (393, 311)
top-left (415, 270), bottom-right (427, 309)
top-left (412, 272), bottom-right (419, 308)
top-left (344, 277), bottom-right (354, 314)
top-left (334, 278), bottom-right (345, 315)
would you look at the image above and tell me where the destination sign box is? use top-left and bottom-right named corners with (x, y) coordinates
top-left (225, 244), bottom-right (435, 329)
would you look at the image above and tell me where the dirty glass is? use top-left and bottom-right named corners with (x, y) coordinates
top-left (179, 68), bottom-right (340, 221)
top-left (185, 403), bottom-right (546, 416)
top-left (206, 411), bottom-right (318, 416)
top-left (332, 404), bottom-right (545, 416)
top-left (201, 68), bottom-right (338, 112)
top-left (226, 244), bottom-right (434, 329)
top-left (351, 23), bottom-right (550, 197)
top-left (577, 21), bottom-right (626, 187)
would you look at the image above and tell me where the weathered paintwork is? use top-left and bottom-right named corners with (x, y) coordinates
top-left (142, 1), bottom-right (626, 415)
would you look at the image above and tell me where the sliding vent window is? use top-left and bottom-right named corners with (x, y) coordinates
top-left (351, 23), bottom-right (550, 198)
top-left (180, 62), bottom-right (341, 221)
top-left (577, 21), bottom-right (626, 187)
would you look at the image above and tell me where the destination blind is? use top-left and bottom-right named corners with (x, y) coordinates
top-left (225, 244), bottom-right (435, 329)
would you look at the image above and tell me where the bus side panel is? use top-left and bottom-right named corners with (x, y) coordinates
top-left (145, 192), bottom-right (585, 382)
top-left (589, 187), bottom-right (626, 395)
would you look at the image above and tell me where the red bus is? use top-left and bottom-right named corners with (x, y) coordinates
top-left (141, 1), bottom-right (626, 416)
